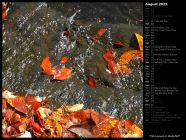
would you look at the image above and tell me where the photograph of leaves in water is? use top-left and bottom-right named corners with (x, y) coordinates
top-left (2, 2), bottom-right (143, 138)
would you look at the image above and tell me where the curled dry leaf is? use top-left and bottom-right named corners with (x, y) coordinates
top-left (40, 55), bottom-right (52, 76)
top-left (64, 104), bottom-right (84, 113)
top-left (135, 33), bottom-right (143, 51)
top-left (95, 28), bottom-right (107, 40)
top-left (87, 76), bottom-right (96, 88)
top-left (52, 68), bottom-right (72, 80)
top-left (60, 56), bottom-right (69, 64)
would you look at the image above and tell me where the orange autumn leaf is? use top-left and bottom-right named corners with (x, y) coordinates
top-left (135, 33), bottom-right (143, 51)
top-left (103, 50), bottom-right (115, 62)
top-left (95, 28), bottom-right (107, 40)
top-left (111, 120), bottom-right (125, 138)
top-left (40, 55), bottom-right (52, 76)
top-left (52, 68), bottom-right (72, 80)
top-left (128, 124), bottom-right (143, 138)
top-left (87, 76), bottom-right (96, 88)
top-left (119, 50), bottom-right (143, 65)
top-left (119, 65), bottom-right (133, 75)
top-left (7, 96), bottom-right (27, 115)
top-left (107, 61), bottom-right (119, 75)
top-left (125, 119), bottom-right (134, 129)
top-left (60, 56), bottom-right (69, 64)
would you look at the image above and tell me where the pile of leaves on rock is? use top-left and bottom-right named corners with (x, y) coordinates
top-left (2, 90), bottom-right (143, 138)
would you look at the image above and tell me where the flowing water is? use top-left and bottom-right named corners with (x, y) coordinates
top-left (2, 2), bottom-right (143, 129)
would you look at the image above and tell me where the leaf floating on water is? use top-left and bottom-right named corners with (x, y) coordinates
top-left (135, 33), bottom-right (143, 51)
top-left (40, 55), bottom-right (52, 76)
top-left (95, 28), bottom-right (107, 40)
top-left (60, 56), bottom-right (69, 64)
top-left (119, 50), bottom-right (143, 65)
top-left (87, 76), bottom-right (96, 88)
top-left (119, 65), bottom-right (133, 75)
top-left (103, 49), bottom-right (115, 62)
top-left (107, 61), bottom-right (119, 75)
top-left (52, 68), bottom-right (72, 80)
top-left (113, 41), bottom-right (125, 47)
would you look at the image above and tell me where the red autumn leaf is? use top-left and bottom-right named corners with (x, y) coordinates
top-left (2, 9), bottom-right (7, 21)
top-left (95, 28), bottom-right (107, 40)
top-left (103, 50), bottom-right (115, 62)
top-left (113, 41), bottom-right (125, 47)
top-left (60, 56), bottom-right (69, 64)
top-left (30, 120), bottom-right (44, 134)
top-left (87, 76), bottom-right (96, 88)
top-left (7, 96), bottom-right (27, 115)
top-left (52, 68), bottom-right (72, 80)
top-left (40, 55), bottom-right (52, 76)
top-left (107, 61), bottom-right (119, 75)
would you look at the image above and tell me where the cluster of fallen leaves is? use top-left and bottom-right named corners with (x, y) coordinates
top-left (40, 25), bottom-right (143, 90)
top-left (103, 32), bottom-right (143, 76)
top-left (40, 54), bottom-right (71, 81)
top-left (2, 90), bottom-right (143, 138)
